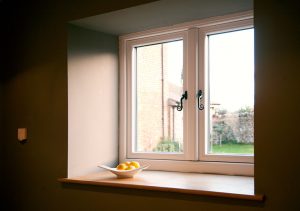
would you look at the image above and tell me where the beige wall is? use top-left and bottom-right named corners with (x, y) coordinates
top-left (68, 25), bottom-right (119, 177)
top-left (1, 0), bottom-right (300, 210)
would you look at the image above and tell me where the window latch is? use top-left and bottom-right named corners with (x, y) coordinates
top-left (197, 90), bottom-right (204, 110)
top-left (177, 91), bottom-right (188, 111)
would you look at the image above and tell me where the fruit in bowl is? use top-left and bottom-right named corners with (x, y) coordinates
top-left (117, 161), bottom-right (140, 170)
top-left (98, 161), bottom-right (149, 179)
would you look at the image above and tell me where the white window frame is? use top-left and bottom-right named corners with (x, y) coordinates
top-left (119, 11), bottom-right (254, 176)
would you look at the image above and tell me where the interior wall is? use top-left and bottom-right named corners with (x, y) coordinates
top-left (1, 0), bottom-right (300, 210)
top-left (0, 83), bottom-right (3, 182)
top-left (0, 0), bottom-right (5, 186)
top-left (71, 0), bottom-right (253, 35)
top-left (254, 1), bottom-right (300, 209)
top-left (68, 25), bottom-right (119, 177)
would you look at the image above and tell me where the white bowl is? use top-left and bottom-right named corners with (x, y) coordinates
top-left (98, 164), bottom-right (150, 178)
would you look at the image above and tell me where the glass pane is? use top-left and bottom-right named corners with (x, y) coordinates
top-left (207, 29), bottom-right (254, 155)
top-left (135, 40), bottom-right (184, 153)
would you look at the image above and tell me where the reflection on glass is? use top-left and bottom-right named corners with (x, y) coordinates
top-left (135, 40), bottom-right (184, 153)
top-left (208, 29), bottom-right (254, 155)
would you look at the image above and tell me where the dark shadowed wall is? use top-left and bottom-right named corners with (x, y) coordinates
top-left (0, 0), bottom-right (5, 188)
top-left (0, 83), bottom-right (3, 183)
top-left (1, 0), bottom-right (300, 210)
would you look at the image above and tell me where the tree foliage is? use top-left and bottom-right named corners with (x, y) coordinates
top-left (211, 106), bottom-right (254, 144)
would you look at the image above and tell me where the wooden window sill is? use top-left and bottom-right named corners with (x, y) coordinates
top-left (58, 170), bottom-right (264, 201)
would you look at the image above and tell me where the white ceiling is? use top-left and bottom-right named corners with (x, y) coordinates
top-left (70, 0), bottom-right (253, 35)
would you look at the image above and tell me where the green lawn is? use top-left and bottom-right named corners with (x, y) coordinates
top-left (211, 143), bottom-right (254, 154)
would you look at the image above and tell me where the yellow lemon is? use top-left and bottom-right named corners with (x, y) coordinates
top-left (130, 161), bottom-right (140, 168)
top-left (125, 161), bottom-right (131, 166)
top-left (126, 165), bottom-right (136, 170)
top-left (116, 163), bottom-right (127, 170)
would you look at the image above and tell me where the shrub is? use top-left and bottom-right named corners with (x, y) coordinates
top-left (153, 138), bottom-right (183, 152)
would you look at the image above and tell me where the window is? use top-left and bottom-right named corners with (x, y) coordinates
top-left (200, 28), bottom-right (254, 163)
top-left (120, 12), bottom-right (254, 175)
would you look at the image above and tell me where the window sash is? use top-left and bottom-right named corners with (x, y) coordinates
top-left (198, 20), bottom-right (254, 163)
top-left (125, 31), bottom-right (196, 160)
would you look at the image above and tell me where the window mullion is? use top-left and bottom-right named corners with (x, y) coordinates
top-left (184, 28), bottom-right (198, 160)
top-left (198, 29), bottom-right (207, 161)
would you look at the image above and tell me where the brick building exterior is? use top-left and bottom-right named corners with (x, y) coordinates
top-left (136, 42), bottom-right (183, 152)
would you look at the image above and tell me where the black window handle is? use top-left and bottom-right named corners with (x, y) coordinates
top-left (177, 91), bottom-right (188, 111)
top-left (197, 90), bottom-right (204, 110)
